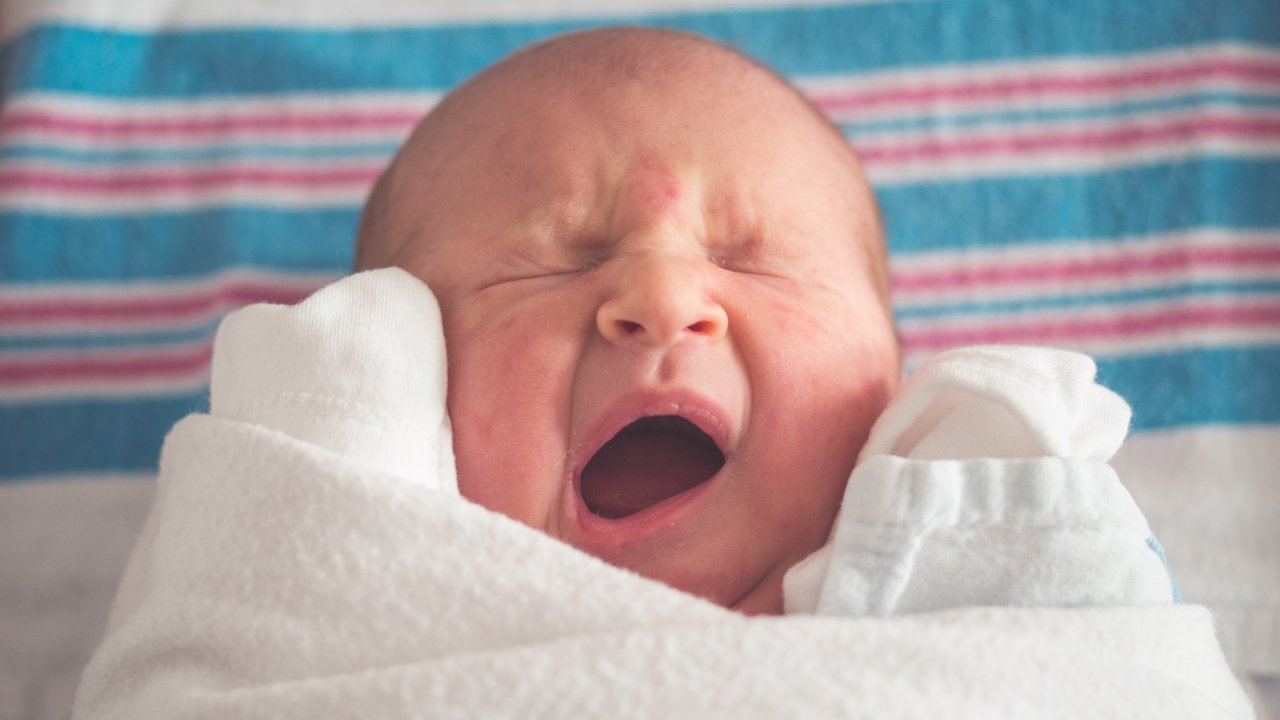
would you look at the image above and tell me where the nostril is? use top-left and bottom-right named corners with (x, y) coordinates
top-left (687, 320), bottom-right (714, 334)
top-left (618, 320), bottom-right (643, 335)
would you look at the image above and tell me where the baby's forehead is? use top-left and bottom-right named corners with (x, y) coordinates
top-left (360, 30), bottom-right (883, 281)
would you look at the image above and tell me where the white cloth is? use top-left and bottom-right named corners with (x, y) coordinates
top-left (73, 269), bottom-right (1255, 719)
top-left (784, 345), bottom-right (1175, 616)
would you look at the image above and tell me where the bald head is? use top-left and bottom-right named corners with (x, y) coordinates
top-left (351, 27), bottom-right (903, 613)
top-left (354, 27), bottom-right (886, 305)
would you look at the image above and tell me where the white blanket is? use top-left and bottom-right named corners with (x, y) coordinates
top-left (74, 269), bottom-right (1254, 719)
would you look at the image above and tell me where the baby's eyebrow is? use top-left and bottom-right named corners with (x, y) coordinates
top-left (702, 191), bottom-right (772, 256)
top-left (493, 208), bottom-right (604, 266)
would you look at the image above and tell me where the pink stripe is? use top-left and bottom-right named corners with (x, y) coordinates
top-left (0, 345), bottom-right (213, 384)
top-left (0, 283), bottom-right (319, 326)
top-left (0, 165), bottom-right (382, 193)
top-left (813, 57), bottom-right (1280, 112)
top-left (900, 303), bottom-right (1280, 353)
top-left (857, 112), bottom-right (1280, 165)
top-left (0, 110), bottom-right (422, 139)
top-left (893, 244), bottom-right (1280, 293)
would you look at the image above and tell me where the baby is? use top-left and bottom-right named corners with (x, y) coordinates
top-left (78, 27), bottom-right (1244, 720)
top-left (353, 27), bottom-right (900, 614)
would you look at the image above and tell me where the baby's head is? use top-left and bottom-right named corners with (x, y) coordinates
top-left (357, 27), bottom-right (899, 614)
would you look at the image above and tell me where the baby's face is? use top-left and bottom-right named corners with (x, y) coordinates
top-left (376, 50), bottom-right (899, 613)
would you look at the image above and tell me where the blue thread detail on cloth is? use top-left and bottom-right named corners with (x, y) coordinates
top-left (1146, 536), bottom-right (1184, 604)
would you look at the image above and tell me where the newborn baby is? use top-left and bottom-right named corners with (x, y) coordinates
top-left (355, 27), bottom-right (900, 613)
top-left (78, 27), bottom-right (1240, 720)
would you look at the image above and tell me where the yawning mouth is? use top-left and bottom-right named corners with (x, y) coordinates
top-left (579, 415), bottom-right (726, 519)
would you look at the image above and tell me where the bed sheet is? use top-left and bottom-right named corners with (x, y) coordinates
top-left (2, 1), bottom-right (1278, 718)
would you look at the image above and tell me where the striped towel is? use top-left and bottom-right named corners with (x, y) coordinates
top-left (2, 1), bottom-right (1278, 718)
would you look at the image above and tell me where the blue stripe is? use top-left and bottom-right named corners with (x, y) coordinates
top-left (3, 157), bottom-right (1279, 283)
top-left (0, 324), bottom-right (220, 351)
top-left (893, 280), bottom-right (1280, 320)
top-left (0, 209), bottom-right (359, 282)
top-left (0, 395), bottom-right (207, 481)
top-left (879, 158), bottom-right (1280, 254)
top-left (842, 92), bottom-right (1280, 136)
top-left (0, 142), bottom-right (400, 165)
top-left (1096, 344), bottom-right (1280, 431)
top-left (2, 344), bottom-right (1278, 481)
top-left (3, 0), bottom-right (1279, 98)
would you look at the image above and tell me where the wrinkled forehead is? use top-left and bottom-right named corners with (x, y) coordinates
top-left (397, 60), bottom-right (874, 226)
top-left (365, 41), bottom-right (889, 305)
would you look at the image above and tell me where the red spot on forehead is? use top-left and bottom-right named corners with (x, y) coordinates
top-left (629, 154), bottom-right (685, 214)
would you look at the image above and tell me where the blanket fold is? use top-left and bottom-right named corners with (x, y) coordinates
top-left (74, 269), bottom-right (1254, 718)
top-left (75, 412), bottom-right (1253, 718)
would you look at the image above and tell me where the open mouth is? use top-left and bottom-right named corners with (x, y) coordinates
top-left (578, 415), bottom-right (726, 520)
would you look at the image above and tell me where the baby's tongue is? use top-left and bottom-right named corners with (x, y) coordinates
top-left (579, 416), bottom-right (724, 519)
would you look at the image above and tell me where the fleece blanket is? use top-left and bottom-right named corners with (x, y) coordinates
top-left (73, 269), bottom-right (1253, 719)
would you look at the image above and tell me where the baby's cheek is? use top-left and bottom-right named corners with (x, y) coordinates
top-left (446, 314), bottom-right (578, 518)
top-left (762, 298), bottom-right (821, 338)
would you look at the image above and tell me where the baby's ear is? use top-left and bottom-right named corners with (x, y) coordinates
top-left (210, 268), bottom-right (455, 488)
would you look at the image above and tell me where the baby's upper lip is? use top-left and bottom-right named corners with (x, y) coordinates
top-left (570, 387), bottom-right (735, 481)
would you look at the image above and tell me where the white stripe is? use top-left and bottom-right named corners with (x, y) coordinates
top-left (0, 186), bottom-right (371, 212)
top-left (3, 90), bottom-right (438, 119)
top-left (0, 155), bottom-right (386, 177)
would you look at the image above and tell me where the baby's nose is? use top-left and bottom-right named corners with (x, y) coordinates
top-left (597, 255), bottom-right (728, 347)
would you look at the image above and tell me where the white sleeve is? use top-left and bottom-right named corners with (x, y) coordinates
top-left (99, 267), bottom-right (458, 639)
top-left (209, 266), bottom-right (456, 488)
top-left (784, 345), bottom-right (1179, 615)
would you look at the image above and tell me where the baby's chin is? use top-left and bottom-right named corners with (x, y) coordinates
top-left (727, 570), bottom-right (789, 615)
top-left (563, 472), bottom-right (829, 615)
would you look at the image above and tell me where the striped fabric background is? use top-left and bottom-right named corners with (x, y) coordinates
top-left (3, 1), bottom-right (1279, 480)
top-left (1, 0), bottom-right (1278, 716)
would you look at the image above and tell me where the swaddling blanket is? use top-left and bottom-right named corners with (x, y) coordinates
top-left (74, 269), bottom-right (1252, 719)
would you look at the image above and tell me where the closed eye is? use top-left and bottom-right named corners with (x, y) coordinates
top-left (709, 253), bottom-right (793, 282)
top-left (482, 261), bottom-right (602, 289)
